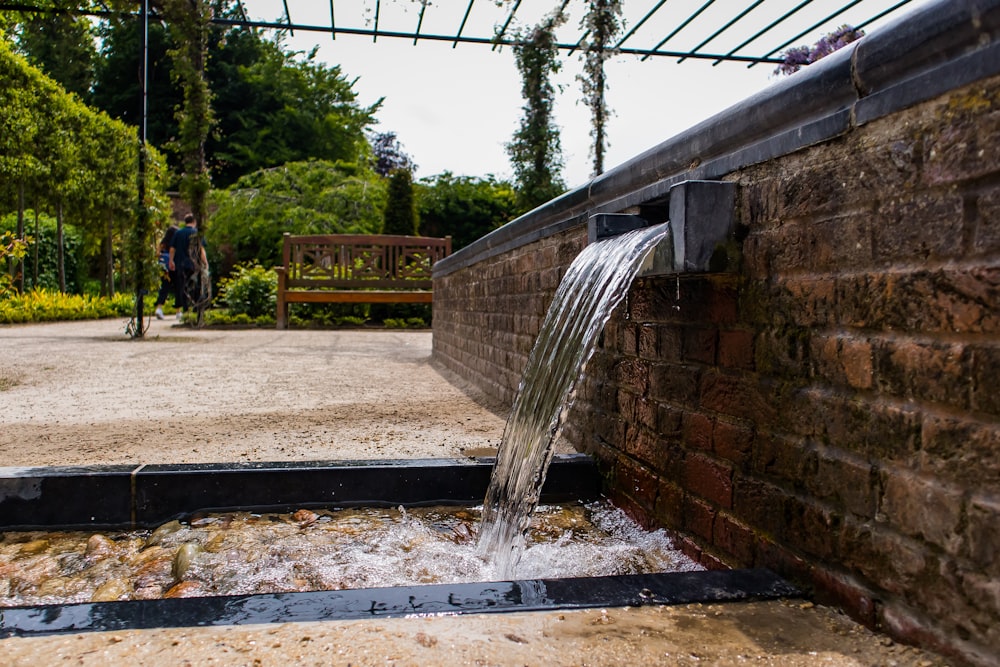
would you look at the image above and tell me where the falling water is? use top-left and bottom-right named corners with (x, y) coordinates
top-left (478, 222), bottom-right (673, 578)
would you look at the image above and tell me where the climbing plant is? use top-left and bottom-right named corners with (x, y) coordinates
top-left (505, 8), bottom-right (567, 213)
top-left (158, 0), bottom-right (213, 224)
top-left (579, 0), bottom-right (622, 177)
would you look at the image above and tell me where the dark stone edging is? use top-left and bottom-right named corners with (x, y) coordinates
top-left (0, 455), bottom-right (601, 530)
top-left (0, 568), bottom-right (800, 638)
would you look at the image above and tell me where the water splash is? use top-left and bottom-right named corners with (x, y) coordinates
top-left (478, 223), bottom-right (673, 578)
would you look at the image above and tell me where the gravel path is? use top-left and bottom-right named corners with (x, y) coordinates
top-left (0, 318), bottom-right (508, 467)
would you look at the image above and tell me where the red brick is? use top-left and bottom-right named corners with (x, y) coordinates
top-left (809, 566), bottom-right (877, 628)
top-left (614, 358), bottom-right (649, 395)
top-left (713, 420), bottom-right (753, 467)
top-left (683, 494), bottom-right (716, 542)
top-left (655, 480), bottom-right (684, 530)
top-left (683, 452), bottom-right (733, 509)
top-left (681, 411), bottom-right (714, 452)
top-left (683, 327), bottom-right (717, 365)
top-left (713, 513), bottom-right (756, 566)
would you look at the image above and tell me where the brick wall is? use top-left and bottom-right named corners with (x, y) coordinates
top-left (433, 35), bottom-right (999, 667)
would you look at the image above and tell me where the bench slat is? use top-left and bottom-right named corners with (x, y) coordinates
top-left (276, 233), bottom-right (451, 328)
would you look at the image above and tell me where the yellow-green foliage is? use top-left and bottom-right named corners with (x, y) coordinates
top-left (0, 289), bottom-right (132, 323)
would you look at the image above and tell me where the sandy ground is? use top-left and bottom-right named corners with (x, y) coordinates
top-left (0, 319), bottom-right (951, 665)
top-left (0, 318), bottom-right (508, 467)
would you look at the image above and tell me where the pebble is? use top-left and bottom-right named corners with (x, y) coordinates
top-left (91, 579), bottom-right (131, 602)
top-left (172, 543), bottom-right (202, 580)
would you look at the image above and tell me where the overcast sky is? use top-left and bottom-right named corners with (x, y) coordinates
top-left (241, 0), bottom-right (935, 188)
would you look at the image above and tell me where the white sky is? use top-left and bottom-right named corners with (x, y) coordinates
top-left (244, 0), bottom-right (935, 188)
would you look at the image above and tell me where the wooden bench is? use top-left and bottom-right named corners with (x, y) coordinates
top-left (274, 233), bottom-right (452, 329)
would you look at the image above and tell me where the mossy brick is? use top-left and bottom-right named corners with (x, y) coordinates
top-left (649, 361), bottom-right (702, 405)
top-left (974, 186), bottom-right (1000, 255)
top-left (765, 276), bottom-right (838, 328)
top-left (920, 413), bottom-right (1000, 488)
top-left (970, 344), bottom-right (1000, 416)
top-left (922, 87), bottom-right (1000, 186)
top-left (752, 327), bottom-right (811, 378)
top-left (654, 480), bottom-right (684, 530)
top-left (732, 475), bottom-right (787, 539)
top-left (613, 357), bottom-right (649, 395)
top-left (782, 496), bottom-right (840, 560)
top-left (966, 494), bottom-right (1000, 576)
top-left (623, 426), bottom-right (669, 472)
top-left (872, 191), bottom-right (966, 264)
top-left (656, 325), bottom-right (683, 361)
top-left (838, 519), bottom-right (929, 597)
top-left (638, 324), bottom-right (659, 360)
top-left (875, 338), bottom-right (972, 410)
top-left (807, 446), bottom-right (877, 519)
top-left (836, 268), bottom-right (1000, 334)
top-left (713, 512), bottom-right (756, 566)
top-left (881, 466), bottom-right (964, 555)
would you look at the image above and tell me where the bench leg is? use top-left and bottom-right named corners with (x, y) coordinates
top-left (276, 296), bottom-right (288, 329)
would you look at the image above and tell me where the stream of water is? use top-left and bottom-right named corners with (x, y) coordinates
top-left (478, 223), bottom-right (673, 578)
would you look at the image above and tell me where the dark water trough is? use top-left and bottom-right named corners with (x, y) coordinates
top-left (0, 456), bottom-right (797, 637)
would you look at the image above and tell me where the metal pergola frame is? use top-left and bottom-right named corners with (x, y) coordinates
top-left (1, 0), bottom-right (918, 67)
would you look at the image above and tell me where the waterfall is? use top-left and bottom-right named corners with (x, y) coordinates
top-left (478, 222), bottom-right (673, 578)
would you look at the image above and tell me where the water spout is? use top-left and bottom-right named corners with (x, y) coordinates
top-left (478, 180), bottom-right (737, 578)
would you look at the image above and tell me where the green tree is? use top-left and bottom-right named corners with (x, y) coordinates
top-left (14, 1), bottom-right (97, 98)
top-left (208, 160), bottom-right (386, 269)
top-left (416, 173), bottom-right (518, 251)
top-left (507, 10), bottom-right (567, 212)
top-left (382, 169), bottom-right (418, 236)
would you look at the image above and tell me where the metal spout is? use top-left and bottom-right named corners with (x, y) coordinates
top-left (587, 180), bottom-right (737, 277)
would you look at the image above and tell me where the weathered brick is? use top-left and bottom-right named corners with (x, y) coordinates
top-left (713, 512), bottom-right (756, 566)
top-left (811, 334), bottom-right (874, 390)
top-left (966, 494), bottom-right (1000, 576)
top-left (638, 324), bottom-right (659, 360)
top-left (681, 411), bottom-right (713, 452)
top-left (654, 480), bottom-right (684, 530)
top-left (974, 186), bottom-right (1000, 255)
top-left (922, 86), bottom-right (1000, 186)
top-left (614, 357), bottom-right (649, 395)
top-left (808, 446), bottom-right (877, 519)
top-left (613, 458), bottom-right (659, 513)
top-left (753, 327), bottom-right (811, 378)
top-left (875, 338), bottom-right (972, 410)
top-left (732, 475), bottom-right (787, 539)
top-left (683, 326), bottom-right (717, 365)
top-left (920, 412), bottom-right (1000, 487)
top-left (970, 344), bottom-right (1000, 416)
top-left (649, 362), bottom-right (702, 406)
top-left (872, 192), bottom-right (965, 263)
top-left (837, 268), bottom-right (1000, 334)
top-left (713, 419), bottom-right (754, 468)
top-left (683, 494), bottom-right (716, 542)
top-left (699, 371), bottom-right (779, 423)
top-left (838, 519), bottom-right (929, 597)
top-left (783, 496), bottom-right (840, 560)
top-left (623, 426), bottom-right (668, 472)
top-left (718, 330), bottom-right (755, 370)
top-left (683, 452), bottom-right (733, 509)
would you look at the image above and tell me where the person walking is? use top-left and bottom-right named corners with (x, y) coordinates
top-left (168, 213), bottom-right (207, 320)
top-left (153, 224), bottom-right (179, 319)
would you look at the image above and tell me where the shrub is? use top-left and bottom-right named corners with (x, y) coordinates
top-left (0, 288), bottom-right (132, 323)
top-left (216, 263), bottom-right (277, 318)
